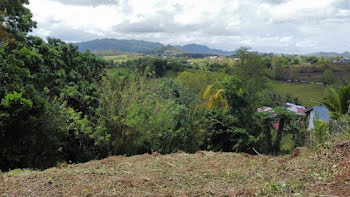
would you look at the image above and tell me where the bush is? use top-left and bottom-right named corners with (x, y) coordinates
top-left (203, 110), bottom-right (252, 152)
top-left (322, 69), bottom-right (336, 84)
top-left (314, 120), bottom-right (330, 144)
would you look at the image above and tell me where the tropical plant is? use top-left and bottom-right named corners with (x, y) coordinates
top-left (320, 85), bottom-right (350, 119)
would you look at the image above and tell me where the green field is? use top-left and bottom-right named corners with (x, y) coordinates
top-left (103, 53), bottom-right (145, 63)
top-left (268, 80), bottom-right (327, 107)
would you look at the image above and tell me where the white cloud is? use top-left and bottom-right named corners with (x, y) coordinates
top-left (259, 0), bottom-right (347, 24)
top-left (27, 0), bottom-right (350, 53)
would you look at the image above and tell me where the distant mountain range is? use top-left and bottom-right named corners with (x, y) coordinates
top-left (175, 44), bottom-right (234, 55)
top-left (75, 38), bottom-right (163, 53)
top-left (75, 38), bottom-right (234, 56)
top-left (306, 52), bottom-right (350, 58)
top-left (75, 38), bottom-right (350, 57)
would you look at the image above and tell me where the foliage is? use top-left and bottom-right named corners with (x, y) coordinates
top-left (1, 0), bottom-right (332, 171)
top-left (203, 109), bottom-right (252, 152)
top-left (234, 47), bottom-right (268, 99)
top-left (176, 71), bottom-right (227, 96)
top-left (0, 18), bottom-right (105, 170)
top-left (320, 85), bottom-right (350, 119)
top-left (0, 0), bottom-right (37, 42)
top-left (95, 71), bottom-right (203, 155)
top-left (322, 69), bottom-right (336, 84)
top-left (271, 56), bottom-right (284, 80)
top-left (314, 120), bottom-right (330, 144)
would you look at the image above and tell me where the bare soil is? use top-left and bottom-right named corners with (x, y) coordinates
top-left (1, 143), bottom-right (349, 197)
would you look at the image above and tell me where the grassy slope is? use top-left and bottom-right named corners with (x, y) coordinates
top-left (268, 80), bottom-right (327, 107)
top-left (103, 53), bottom-right (145, 63)
top-left (1, 143), bottom-right (350, 196)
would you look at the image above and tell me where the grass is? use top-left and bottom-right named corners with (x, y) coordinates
top-left (2, 143), bottom-right (349, 196)
top-left (268, 80), bottom-right (327, 107)
top-left (103, 53), bottom-right (145, 63)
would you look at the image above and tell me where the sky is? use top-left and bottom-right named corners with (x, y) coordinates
top-left (27, 0), bottom-right (350, 54)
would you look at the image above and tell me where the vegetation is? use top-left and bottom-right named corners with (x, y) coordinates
top-left (322, 69), bottom-right (336, 84)
top-left (3, 2), bottom-right (350, 196)
top-left (267, 80), bottom-right (327, 107)
top-left (320, 85), bottom-right (350, 119)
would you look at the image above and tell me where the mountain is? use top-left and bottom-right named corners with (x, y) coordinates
top-left (176, 44), bottom-right (234, 56)
top-left (306, 52), bottom-right (350, 58)
top-left (75, 38), bottom-right (235, 56)
top-left (75, 38), bottom-right (163, 53)
top-left (148, 45), bottom-right (186, 56)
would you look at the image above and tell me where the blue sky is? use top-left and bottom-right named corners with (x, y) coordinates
top-left (28, 0), bottom-right (350, 54)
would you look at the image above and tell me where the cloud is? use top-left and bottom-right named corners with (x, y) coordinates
top-left (27, 0), bottom-right (350, 53)
top-left (50, 0), bottom-right (118, 6)
top-left (259, 0), bottom-right (349, 24)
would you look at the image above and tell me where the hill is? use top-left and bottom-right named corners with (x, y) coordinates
top-left (176, 44), bottom-right (234, 56)
top-left (75, 38), bottom-right (234, 56)
top-left (1, 142), bottom-right (350, 196)
top-left (75, 38), bottom-right (163, 53)
top-left (148, 45), bottom-right (186, 56)
top-left (306, 51), bottom-right (350, 58)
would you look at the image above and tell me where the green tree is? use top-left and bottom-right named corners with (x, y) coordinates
top-left (271, 56), bottom-right (284, 80)
top-left (289, 67), bottom-right (300, 81)
top-left (322, 69), bottom-right (336, 84)
top-left (320, 85), bottom-right (350, 119)
top-left (0, 0), bottom-right (37, 41)
top-left (235, 47), bottom-right (267, 98)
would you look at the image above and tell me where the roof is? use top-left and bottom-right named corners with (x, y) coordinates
top-left (285, 103), bottom-right (306, 116)
top-left (309, 106), bottom-right (331, 121)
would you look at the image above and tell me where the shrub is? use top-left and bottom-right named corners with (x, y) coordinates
top-left (314, 120), bottom-right (330, 144)
top-left (322, 69), bottom-right (336, 84)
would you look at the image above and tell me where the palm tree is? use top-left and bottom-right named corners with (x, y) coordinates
top-left (320, 85), bottom-right (350, 119)
top-left (203, 82), bottom-right (228, 110)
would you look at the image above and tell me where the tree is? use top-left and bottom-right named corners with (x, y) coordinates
top-left (271, 56), bottom-right (284, 80)
top-left (322, 69), bottom-right (336, 84)
top-left (0, 0), bottom-right (37, 42)
top-left (320, 85), bottom-right (350, 119)
top-left (235, 47), bottom-right (267, 98)
top-left (203, 82), bottom-right (229, 110)
top-left (203, 77), bottom-right (247, 111)
top-left (289, 67), bottom-right (300, 81)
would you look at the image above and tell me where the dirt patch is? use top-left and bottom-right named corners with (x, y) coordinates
top-left (328, 142), bottom-right (350, 196)
top-left (290, 148), bottom-right (301, 159)
top-left (0, 146), bottom-right (345, 196)
top-left (331, 141), bottom-right (350, 159)
top-left (102, 155), bottom-right (125, 164)
top-left (56, 162), bottom-right (68, 169)
top-left (232, 189), bottom-right (254, 196)
top-left (278, 147), bottom-right (303, 164)
top-left (152, 152), bottom-right (162, 157)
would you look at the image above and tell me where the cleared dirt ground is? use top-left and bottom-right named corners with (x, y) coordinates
top-left (1, 143), bottom-right (350, 196)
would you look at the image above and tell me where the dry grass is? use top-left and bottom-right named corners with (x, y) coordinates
top-left (1, 145), bottom-right (349, 197)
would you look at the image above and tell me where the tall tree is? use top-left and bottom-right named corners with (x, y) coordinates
top-left (235, 47), bottom-right (267, 102)
top-left (0, 0), bottom-right (36, 42)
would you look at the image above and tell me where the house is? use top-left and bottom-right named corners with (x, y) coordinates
top-left (340, 58), bottom-right (350, 63)
top-left (257, 103), bottom-right (306, 131)
top-left (285, 103), bottom-right (306, 116)
top-left (306, 106), bottom-right (331, 130)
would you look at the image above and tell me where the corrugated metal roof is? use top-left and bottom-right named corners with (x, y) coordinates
top-left (308, 106), bottom-right (331, 130)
